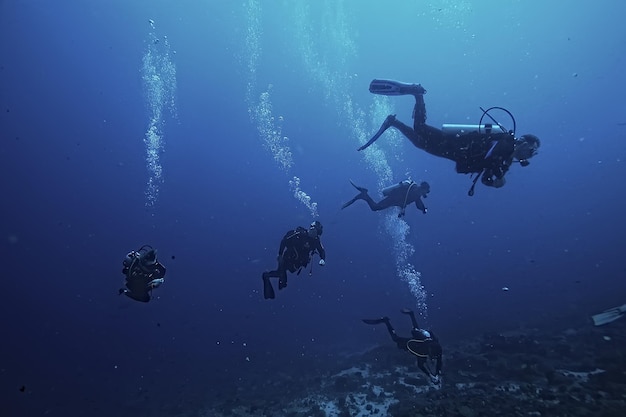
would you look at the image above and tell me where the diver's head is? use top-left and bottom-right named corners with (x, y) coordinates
top-left (308, 220), bottom-right (323, 238)
top-left (419, 181), bottom-right (430, 194)
top-left (140, 249), bottom-right (157, 266)
top-left (513, 134), bottom-right (540, 166)
top-left (411, 328), bottom-right (431, 339)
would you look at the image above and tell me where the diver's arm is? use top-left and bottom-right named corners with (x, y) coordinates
top-left (316, 239), bottom-right (326, 260)
top-left (435, 354), bottom-right (442, 375)
top-left (432, 339), bottom-right (443, 375)
top-left (278, 230), bottom-right (295, 257)
top-left (153, 263), bottom-right (166, 279)
top-left (416, 357), bottom-right (432, 377)
top-left (414, 199), bottom-right (427, 214)
top-left (481, 168), bottom-right (506, 188)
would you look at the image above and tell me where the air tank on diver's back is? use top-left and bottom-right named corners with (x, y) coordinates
top-left (441, 123), bottom-right (505, 136)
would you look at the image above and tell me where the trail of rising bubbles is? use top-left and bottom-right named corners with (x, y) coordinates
top-left (288, 1), bottom-right (427, 314)
top-left (141, 20), bottom-right (177, 207)
top-left (243, 0), bottom-right (318, 218)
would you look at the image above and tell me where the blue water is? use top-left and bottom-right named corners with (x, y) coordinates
top-left (1, 1), bottom-right (625, 415)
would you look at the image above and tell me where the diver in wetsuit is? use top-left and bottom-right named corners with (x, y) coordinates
top-left (358, 79), bottom-right (540, 196)
top-left (119, 245), bottom-right (166, 302)
top-left (363, 308), bottom-right (442, 384)
top-left (262, 221), bottom-right (326, 300)
top-left (342, 179), bottom-right (430, 216)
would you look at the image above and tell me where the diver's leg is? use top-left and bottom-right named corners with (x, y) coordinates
top-left (278, 269), bottom-right (288, 289)
top-left (406, 94), bottom-right (448, 155)
top-left (412, 93), bottom-right (427, 129)
top-left (387, 117), bottom-right (425, 149)
top-left (361, 193), bottom-right (388, 212)
top-left (401, 308), bottom-right (420, 329)
top-left (382, 318), bottom-right (410, 350)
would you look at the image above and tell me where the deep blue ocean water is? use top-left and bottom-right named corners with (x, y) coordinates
top-left (1, 1), bottom-right (625, 416)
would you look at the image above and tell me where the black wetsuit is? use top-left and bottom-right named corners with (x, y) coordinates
top-left (263, 227), bottom-right (326, 291)
top-left (343, 180), bottom-right (430, 215)
top-left (388, 94), bottom-right (515, 188)
top-left (120, 251), bottom-right (166, 303)
top-left (366, 312), bottom-right (442, 380)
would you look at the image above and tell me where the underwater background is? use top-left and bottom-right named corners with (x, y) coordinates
top-left (1, 1), bottom-right (625, 416)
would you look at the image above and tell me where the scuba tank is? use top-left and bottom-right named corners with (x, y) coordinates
top-left (442, 106), bottom-right (516, 138)
top-left (441, 123), bottom-right (505, 136)
top-left (381, 180), bottom-right (413, 196)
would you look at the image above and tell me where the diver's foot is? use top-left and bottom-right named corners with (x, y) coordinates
top-left (406, 84), bottom-right (426, 95)
top-left (349, 180), bottom-right (368, 194)
top-left (278, 279), bottom-right (287, 290)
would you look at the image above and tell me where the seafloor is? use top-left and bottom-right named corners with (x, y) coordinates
top-left (197, 315), bottom-right (626, 417)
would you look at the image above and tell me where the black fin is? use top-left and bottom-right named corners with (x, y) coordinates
top-left (263, 274), bottom-right (275, 300)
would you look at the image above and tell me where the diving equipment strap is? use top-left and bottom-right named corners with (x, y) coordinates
top-left (400, 182), bottom-right (416, 216)
top-left (468, 169), bottom-right (483, 197)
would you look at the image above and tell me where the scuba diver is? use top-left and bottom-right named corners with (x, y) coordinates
top-left (342, 179), bottom-right (430, 216)
top-left (119, 245), bottom-right (166, 302)
top-left (363, 308), bottom-right (442, 384)
top-left (358, 79), bottom-right (541, 196)
top-left (262, 221), bottom-right (326, 300)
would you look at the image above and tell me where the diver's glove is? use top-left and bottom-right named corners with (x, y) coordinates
top-left (147, 278), bottom-right (165, 289)
top-left (318, 259), bottom-right (326, 266)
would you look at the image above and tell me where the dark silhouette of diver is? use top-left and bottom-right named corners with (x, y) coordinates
top-left (262, 221), bottom-right (326, 299)
top-left (363, 308), bottom-right (442, 384)
top-left (342, 179), bottom-right (430, 216)
top-left (358, 79), bottom-right (540, 196)
top-left (119, 245), bottom-right (166, 302)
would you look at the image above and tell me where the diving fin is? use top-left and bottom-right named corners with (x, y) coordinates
top-left (401, 308), bottom-right (420, 329)
top-left (369, 79), bottom-right (426, 96)
top-left (357, 114), bottom-right (397, 151)
top-left (591, 304), bottom-right (626, 326)
top-left (341, 197), bottom-right (359, 210)
top-left (349, 180), bottom-right (368, 193)
top-left (362, 318), bottom-right (389, 325)
top-left (262, 273), bottom-right (275, 300)
top-left (341, 181), bottom-right (369, 209)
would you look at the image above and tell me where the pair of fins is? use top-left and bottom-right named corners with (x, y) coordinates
top-left (591, 303), bottom-right (626, 326)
